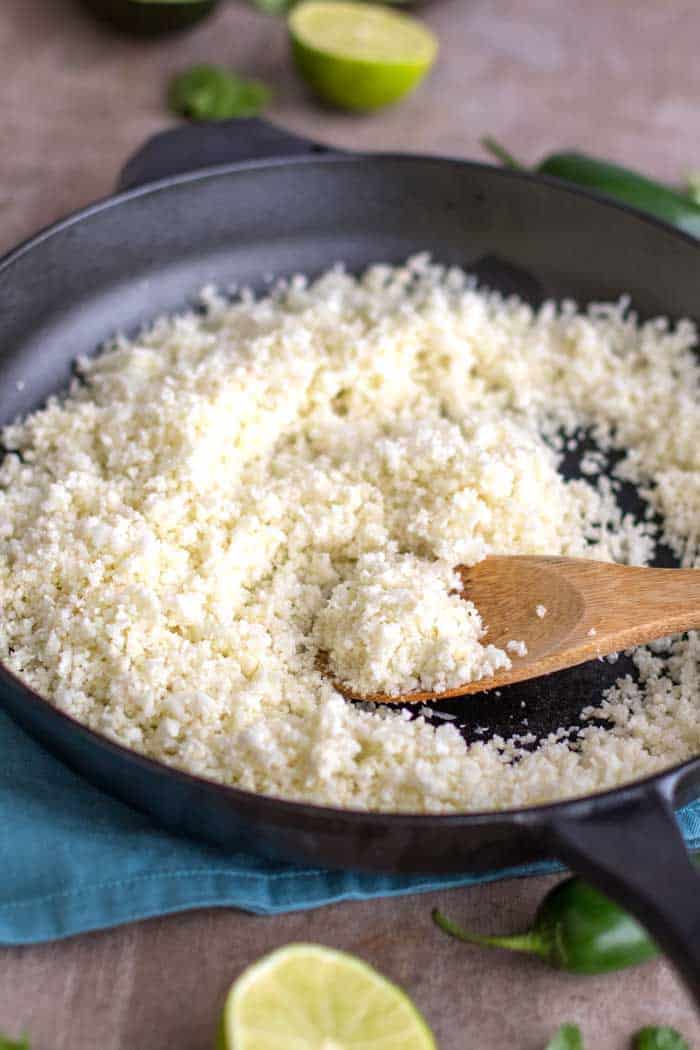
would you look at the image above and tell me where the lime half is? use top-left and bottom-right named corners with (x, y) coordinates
top-left (289, 1), bottom-right (438, 112)
top-left (217, 943), bottom-right (437, 1050)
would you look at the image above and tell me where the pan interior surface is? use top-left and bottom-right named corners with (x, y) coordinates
top-left (0, 155), bottom-right (699, 855)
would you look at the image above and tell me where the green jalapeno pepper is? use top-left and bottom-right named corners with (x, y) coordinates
top-left (482, 137), bottom-right (700, 240)
top-left (432, 875), bottom-right (659, 975)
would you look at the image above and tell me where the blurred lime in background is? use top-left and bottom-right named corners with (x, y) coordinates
top-left (80, 0), bottom-right (220, 35)
top-left (289, 1), bottom-right (437, 111)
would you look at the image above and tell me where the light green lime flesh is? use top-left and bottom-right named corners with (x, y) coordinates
top-left (219, 943), bottom-right (437, 1050)
top-left (290, 1), bottom-right (437, 63)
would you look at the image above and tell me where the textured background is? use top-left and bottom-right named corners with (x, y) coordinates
top-left (1, 0), bottom-right (700, 1046)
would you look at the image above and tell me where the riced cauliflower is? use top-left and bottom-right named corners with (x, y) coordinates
top-left (0, 255), bottom-right (698, 812)
top-left (314, 553), bottom-right (510, 696)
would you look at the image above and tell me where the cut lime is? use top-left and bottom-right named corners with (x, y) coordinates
top-left (217, 943), bottom-right (437, 1050)
top-left (289, 1), bottom-right (438, 112)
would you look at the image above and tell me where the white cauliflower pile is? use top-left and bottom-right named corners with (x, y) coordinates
top-left (0, 256), bottom-right (698, 812)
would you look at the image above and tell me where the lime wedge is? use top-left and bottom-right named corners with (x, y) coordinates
top-left (217, 943), bottom-right (437, 1050)
top-left (289, 1), bottom-right (438, 112)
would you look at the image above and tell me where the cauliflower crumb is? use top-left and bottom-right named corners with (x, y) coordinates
top-left (506, 640), bottom-right (528, 657)
top-left (536, 604), bottom-right (547, 618)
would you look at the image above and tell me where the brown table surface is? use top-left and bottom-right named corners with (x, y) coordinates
top-left (1, 1), bottom-right (699, 1047)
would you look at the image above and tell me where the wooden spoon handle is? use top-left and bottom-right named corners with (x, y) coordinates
top-left (543, 559), bottom-right (700, 651)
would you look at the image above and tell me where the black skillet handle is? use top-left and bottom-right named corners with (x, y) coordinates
top-left (117, 118), bottom-right (339, 192)
top-left (547, 783), bottom-right (700, 1002)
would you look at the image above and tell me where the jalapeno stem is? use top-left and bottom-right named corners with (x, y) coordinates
top-left (480, 137), bottom-right (526, 170)
top-left (431, 908), bottom-right (545, 957)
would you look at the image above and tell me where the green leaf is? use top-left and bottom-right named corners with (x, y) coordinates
top-left (0, 1034), bottom-right (30, 1050)
top-left (633, 1027), bottom-right (690, 1050)
top-left (546, 1024), bottom-right (584, 1050)
top-left (168, 65), bottom-right (271, 121)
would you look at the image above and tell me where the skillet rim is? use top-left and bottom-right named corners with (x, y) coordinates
top-left (4, 149), bottom-right (700, 275)
top-left (1, 149), bottom-right (699, 828)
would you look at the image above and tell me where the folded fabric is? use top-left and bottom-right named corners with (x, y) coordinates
top-left (2, 709), bottom-right (699, 945)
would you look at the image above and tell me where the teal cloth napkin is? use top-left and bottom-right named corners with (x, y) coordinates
top-left (3, 709), bottom-right (700, 945)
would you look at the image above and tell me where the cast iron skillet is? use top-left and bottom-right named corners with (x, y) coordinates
top-left (1, 118), bottom-right (700, 998)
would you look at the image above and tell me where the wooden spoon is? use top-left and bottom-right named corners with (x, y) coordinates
top-left (334, 556), bottom-right (700, 704)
